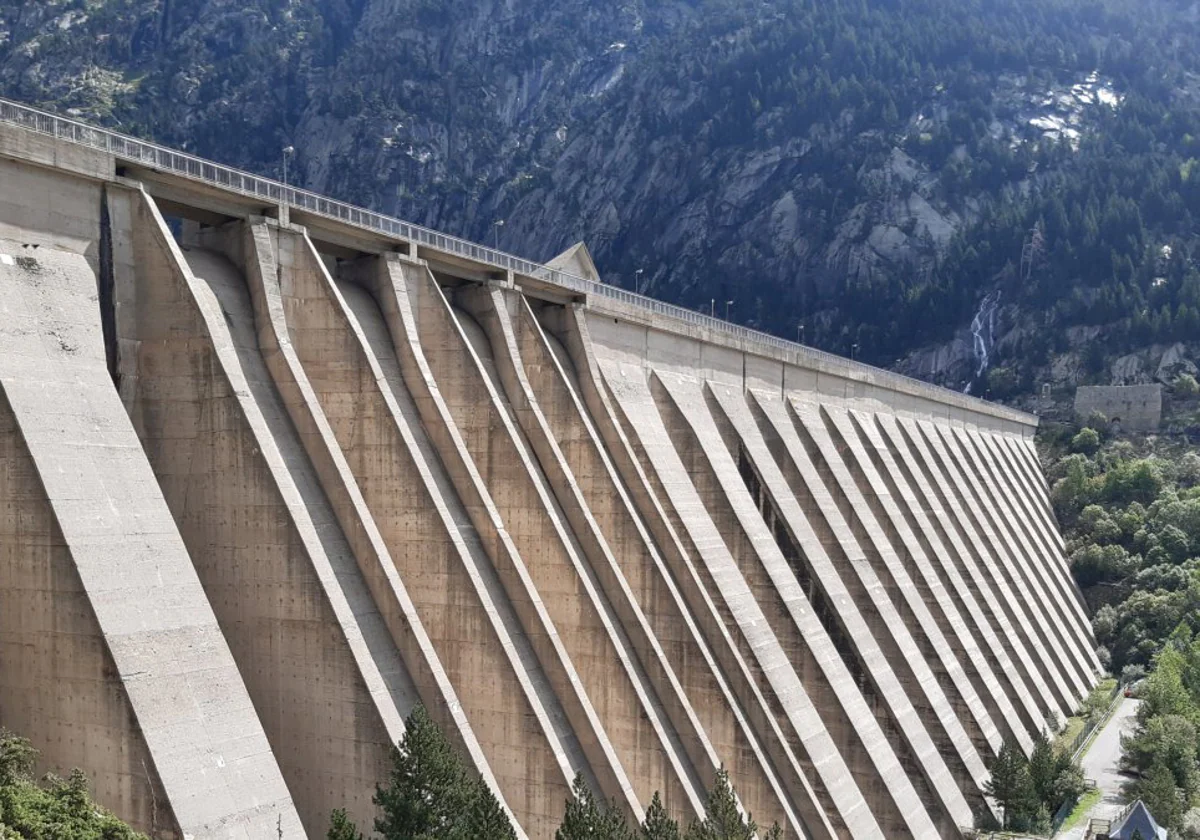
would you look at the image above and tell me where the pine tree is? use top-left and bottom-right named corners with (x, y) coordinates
top-left (1134, 762), bottom-right (1183, 830)
top-left (459, 775), bottom-right (518, 840)
top-left (1026, 733), bottom-right (1057, 806)
top-left (327, 809), bottom-right (364, 840)
top-left (641, 792), bottom-right (681, 840)
top-left (685, 768), bottom-right (757, 840)
top-left (374, 704), bottom-right (474, 839)
top-left (599, 797), bottom-right (636, 840)
top-left (557, 774), bottom-right (633, 840)
top-left (984, 739), bottom-right (1034, 830)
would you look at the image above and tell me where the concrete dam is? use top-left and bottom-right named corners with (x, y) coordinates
top-left (0, 99), bottom-right (1099, 839)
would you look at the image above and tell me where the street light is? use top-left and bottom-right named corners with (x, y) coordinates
top-left (282, 146), bottom-right (295, 197)
top-left (492, 219), bottom-right (505, 249)
top-left (851, 342), bottom-right (859, 362)
top-left (796, 324), bottom-right (805, 344)
top-left (725, 300), bottom-right (734, 320)
top-left (710, 299), bottom-right (715, 317)
top-left (635, 269), bottom-right (645, 295)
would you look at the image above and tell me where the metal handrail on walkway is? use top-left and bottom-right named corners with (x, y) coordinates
top-left (0, 95), bottom-right (1027, 420)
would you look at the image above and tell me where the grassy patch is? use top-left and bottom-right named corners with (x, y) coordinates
top-left (1054, 678), bottom-right (1120, 755)
top-left (1056, 716), bottom-right (1086, 751)
top-left (1061, 787), bottom-right (1102, 833)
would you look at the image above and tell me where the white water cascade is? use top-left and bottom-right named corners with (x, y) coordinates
top-left (964, 290), bottom-right (1001, 394)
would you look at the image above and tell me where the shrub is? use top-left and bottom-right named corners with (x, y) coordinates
top-left (1071, 543), bottom-right (1137, 587)
top-left (1177, 453), bottom-right (1200, 488)
top-left (1071, 427), bottom-right (1101, 455)
top-left (0, 731), bottom-right (145, 839)
top-left (1101, 459), bottom-right (1164, 506)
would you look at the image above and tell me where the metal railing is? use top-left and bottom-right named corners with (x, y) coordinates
top-left (0, 95), bottom-right (1029, 420)
top-left (1067, 679), bottom-right (1125, 762)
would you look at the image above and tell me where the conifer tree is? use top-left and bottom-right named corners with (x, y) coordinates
top-left (641, 792), bottom-right (681, 840)
top-left (984, 739), bottom-right (1034, 830)
top-left (556, 773), bottom-right (633, 840)
top-left (1133, 762), bottom-right (1182, 831)
top-left (685, 768), bottom-right (757, 840)
top-left (459, 775), bottom-right (518, 840)
top-left (327, 809), bottom-right (364, 840)
top-left (1026, 733), bottom-right (1058, 806)
top-left (374, 704), bottom-right (475, 839)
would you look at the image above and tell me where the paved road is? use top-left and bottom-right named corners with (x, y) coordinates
top-left (1057, 695), bottom-right (1140, 839)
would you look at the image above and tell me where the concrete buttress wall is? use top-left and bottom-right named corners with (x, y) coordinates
top-left (260, 225), bottom-right (575, 837)
top-left (114, 192), bottom-right (406, 835)
top-left (0, 224), bottom-right (301, 838)
top-left (556, 306), bottom-right (845, 840)
top-left (498, 292), bottom-right (803, 836)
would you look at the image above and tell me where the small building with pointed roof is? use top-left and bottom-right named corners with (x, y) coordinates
top-left (546, 241), bottom-right (601, 284)
top-left (1105, 800), bottom-right (1168, 840)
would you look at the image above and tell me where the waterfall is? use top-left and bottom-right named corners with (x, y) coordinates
top-left (964, 290), bottom-right (1001, 394)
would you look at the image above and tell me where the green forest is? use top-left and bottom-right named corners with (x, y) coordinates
top-left (686, 0), bottom-right (1200, 363)
top-left (1037, 379), bottom-right (1200, 834)
top-left (7, 0), bottom-right (1200, 374)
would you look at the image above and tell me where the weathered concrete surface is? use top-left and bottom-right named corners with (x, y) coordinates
top-left (786, 399), bottom-right (997, 784)
top-left (0, 120), bottom-right (1100, 840)
top-left (502, 292), bottom-right (801, 836)
top-left (263, 227), bottom-right (565, 837)
top-left (115, 192), bottom-right (407, 835)
top-left (560, 306), bottom-right (842, 840)
top-left (934, 423), bottom-right (1097, 694)
top-left (1074, 384), bottom-right (1162, 431)
top-left (596, 362), bottom-right (878, 839)
top-left (715, 382), bottom-right (968, 836)
top-left (819, 405), bottom-right (1008, 758)
top-left (0, 231), bottom-right (301, 839)
top-left (838, 408), bottom-right (1039, 751)
top-left (871, 414), bottom-right (1070, 721)
top-left (438, 278), bottom-right (701, 819)
top-left (921, 420), bottom-right (1091, 706)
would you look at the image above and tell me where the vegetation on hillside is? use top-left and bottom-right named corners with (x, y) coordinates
top-left (1117, 638), bottom-right (1200, 834)
top-left (1043, 396), bottom-right (1200, 677)
top-left (0, 731), bottom-right (146, 840)
top-left (5, 0), bottom-right (1200, 374)
top-left (334, 705), bottom-right (780, 840)
top-left (1040, 383), bottom-right (1200, 834)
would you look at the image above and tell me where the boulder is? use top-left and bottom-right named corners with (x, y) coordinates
top-left (1156, 342), bottom-right (1198, 383)
top-left (1111, 353), bottom-right (1147, 385)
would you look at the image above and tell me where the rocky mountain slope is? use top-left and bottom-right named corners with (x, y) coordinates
top-left (4, 0), bottom-right (1200, 393)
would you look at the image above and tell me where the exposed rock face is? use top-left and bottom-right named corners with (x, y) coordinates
top-left (1111, 353), bottom-right (1148, 385)
top-left (1156, 342), bottom-right (1198, 383)
top-left (0, 0), bottom-right (1134, 358)
top-left (896, 335), bottom-right (975, 386)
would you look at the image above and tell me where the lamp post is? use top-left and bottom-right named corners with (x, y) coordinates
top-left (281, 146), bottom-right (295, 198)
top-left (851, 342), bottom-right (859, 362)
top-left (492, 219), bottom-right (505, 249)
top-left (796, 324), bottom-right (805, 344)
top-left (725, 300), bottom-right (734, 320)
top-left (635, 268), bottom-right (645, 294)
top-left (710, 299), bottom-right (715, 317)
